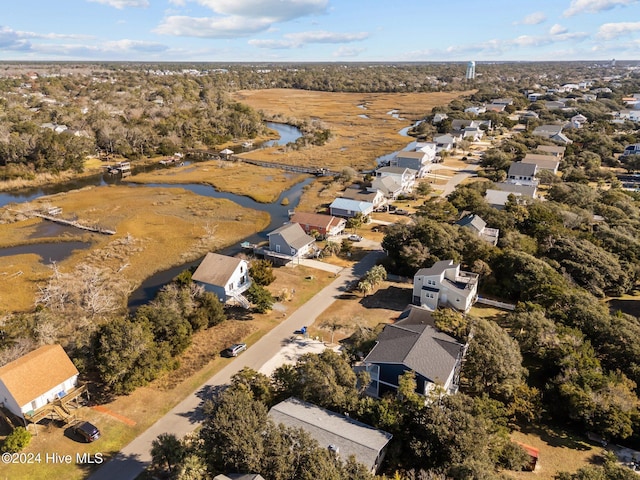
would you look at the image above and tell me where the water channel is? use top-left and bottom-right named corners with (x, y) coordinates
top-left (0, 123), bottom-right (308, 306)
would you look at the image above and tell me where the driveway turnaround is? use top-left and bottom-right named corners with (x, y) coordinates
top-left (88, 250), bottom-right (385, 480)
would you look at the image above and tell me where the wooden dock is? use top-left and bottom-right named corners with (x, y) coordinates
top-left (32, 212), bottom-right (116, 235)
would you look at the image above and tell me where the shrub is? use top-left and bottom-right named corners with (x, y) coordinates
top-left (2, 427), bottom-right (31, 453)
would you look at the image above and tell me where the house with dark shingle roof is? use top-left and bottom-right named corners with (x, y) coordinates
top-left (456, 213), bottom-right (499, 245)
top-left (507, 162), bottom-right (538, 186)
top-left (0, 345), bottom-right (78, 421)
top-left (267, 223), bottom-right (315, 259)
top-left (192, 253), bottom-right (251, 307)
top-left (361, 306), bottom-right (465, 397)
top-left (268, 397), bottom-right (392, 474)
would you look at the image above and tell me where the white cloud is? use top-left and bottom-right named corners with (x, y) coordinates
top-left (597, 21), bottom-right (640, 39)
top-left (87, 0), bottom-right (149, 8)
top-left (333, 46), bottom-right (364, 58)
top-left (0, 26), bottom-right (31, 51)
top-left (550, 24), bottom-right (568, 35)
top-left (157, 0), bottom-right (329, 38)
top-left (188, 0), bottom-right (328, 21)
top-left (155, 15), bottom-right (272, 38)
top-left (517, 12), bottom-right (547, 25)
top-left (249, 30), bottom-right (368, 49)
top-left (564, 0), bottom-right (638, 17)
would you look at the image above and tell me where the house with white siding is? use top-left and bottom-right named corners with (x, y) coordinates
top-left (412, 260), bottom-right (479, 313)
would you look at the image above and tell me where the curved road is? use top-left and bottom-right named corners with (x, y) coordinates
top-left (89, 250), bottom-right (385, 480)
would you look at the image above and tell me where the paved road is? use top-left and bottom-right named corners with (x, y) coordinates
top-left (88, 249), bottom-right (385, 480)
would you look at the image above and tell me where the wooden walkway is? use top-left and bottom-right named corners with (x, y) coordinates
top-left (31, 213), bottom-right (116, 235)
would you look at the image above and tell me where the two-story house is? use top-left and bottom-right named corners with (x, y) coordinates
top-left (289, 212), bottom-right (346, 239)
top-left (192, 253), bottom-right (252, 307)
top-left (412, 260), bottom-right (479, 312)
top-left (507, 162), bottom-right (538, 186)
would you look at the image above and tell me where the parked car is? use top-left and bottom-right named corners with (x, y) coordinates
top-left (348, 234), bottom-right (362, 242)
top-left (224, 343), bottom-right (247, 357)
top-left (74, 421), bottom-right (100, 442)
top-left (394, 209), bottom-right (409, 215)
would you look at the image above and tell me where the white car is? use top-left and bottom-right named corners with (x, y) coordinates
top-left (348, 234), bottom-right (362, 242)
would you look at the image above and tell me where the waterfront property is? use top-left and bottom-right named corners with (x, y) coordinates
top-left (192, 252), bottom-right (251, 308)
top-left (267, 223), bottom-right (316, 259)
top-left (289, 211), bottom-right (346, 238)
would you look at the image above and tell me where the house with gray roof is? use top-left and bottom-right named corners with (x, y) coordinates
top-left (456, 213), bottom-right (499, 246)
top-left (521, 153), bottom-right (560, 174)
top-left (267, 223), bottom-right (315, 259)
top-left (485, 182), bottom-right (537, 209)
top-left (192, 253), bottom-right (251, 308)
top-left (341, 187), bottom-right (385, 207)
top-left (412, 260), bottom-right (479, 313)
top-left (536, 144), bottom-right (565, 159)
top-left (329, 198), bottom-right (374, 218)
top-left (507, 162), bottom-right (538, 186)
top-left (532, 125), bottom-right (573, 145)
top-left (360, 306), bottom-right (465, 397)
top-left (390, 150), bottom-right (433, 176)
top-left (268, 397), bottom-right (392, 474)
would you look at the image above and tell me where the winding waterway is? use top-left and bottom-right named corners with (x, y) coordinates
top-left (0, 123), bottom-right (307, 307)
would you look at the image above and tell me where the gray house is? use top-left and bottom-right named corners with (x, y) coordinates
top-left (360, 306), bottom-right (466, 397)
top-left (456, 213), bottom-right (499, 245)
top-left (507, 162), bottom-right (538, 186)
top-left (192, 253), bottom-right (251, 307)
top-left (268, 397), bottom-right (392, 474)
top-left (329, 197), bottom-right (375, 218)
top-left (267, 223), bottom-right (315, 259)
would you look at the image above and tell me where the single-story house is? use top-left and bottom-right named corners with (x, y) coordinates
top-left (532, 125), bottom-right (573, 145)
top-left (341, 187), bottom-right (385, 207)
top-left (329, 198), bottom-right (375, 218)
top-left (507, 162), bottom-right (538, 186)
top-left (536, 145), bottom-right (565, 159)
top-left (269, 397), bottom-right (392, 474)
top-left (544, 100), bottom-right (566, 110)
top-left (192, 253), bottom-right (251, 307)
top-left (456, 213), bottom-right (499, 245)
top-left (0, 345), bottom-right (79, 421)
top-left (432, 113), bottom-right (448, 124)
top-left (433, 134), bottom-right (460, 152)
top-left (360, 305), bottom-right (466, 397)
top-left (412, 260), bottom-right (479, 313)
top-left (289, 212), bottom-right (346, 238)
top-left (485, 103), bottom-right (506, 112)
top-left (267, 223), bottom-right (315, 258)
top-left (485, 183), bottom-right (537, 209)
top-left (521, 153), bottom-right (560, 174)
top-left (485, 189), bottom-right (521, 209)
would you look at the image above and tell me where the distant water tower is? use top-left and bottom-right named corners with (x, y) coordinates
top-left (466, 61), bottom-right (476, 80)
top-left (611, 58), bottom-right (616, 67)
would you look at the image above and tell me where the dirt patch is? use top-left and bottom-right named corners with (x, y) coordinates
top-left (232, 89), bottom-right (473, 172)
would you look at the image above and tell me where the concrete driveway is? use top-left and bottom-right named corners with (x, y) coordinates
top-left (88, 250), bottom-right (385, 480)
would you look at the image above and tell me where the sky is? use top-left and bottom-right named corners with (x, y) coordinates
top-left (0, 0), bottom-right (639, 62)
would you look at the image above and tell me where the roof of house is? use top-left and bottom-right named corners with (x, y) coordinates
top-left (376, 166), bottom-right (416, 176)
top-left (456, 213), bottom-right (486, 233)
top-left (521, 154), bottom-right (560, 171)
top-left (485, 189), bottom-right (521, 206)
top-left (372, 176), bottom-right (402, 194)
top-left (290, 212), bottom-right (338, 230)
top-left (494, 182), bottom-right (537, 197)
top-left (434, 134), bottom-right (457, 143)
top-left (395, 151), bottom-right (427, 160)
top-left (536, 145), bottom-right (566, 155)
top-left (192, 252), bottom-right (245, 287)
top-left (415, 259), bottom-right (456, 278)
top-left (364, 306), bottom-right (464, 385)
top-left (268, 223), bottom-right (315, 250)
top-left (533, 124), bottom-right (564, 136)
top-left (330, 198), bottom-right (374, 213)
top-left (508, 162), bottom-right (537, 177)
top-left (341, 188), bottom-right (380, 202)
top-left (269, 398), bottom-right (392, 471)
top-left (0, 345), bottom-right (78, 407)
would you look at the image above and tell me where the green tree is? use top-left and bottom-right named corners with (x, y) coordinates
top-left (249, 259), bottom-right (275, 286)
top-left (190, 291), bottom-right (226, 329)
top-left (151, 433), bottom-right (185, 475)
top-left (2, 427), bottom-right (31, 453)
top-left (246, 283), bottom-right (275, 313)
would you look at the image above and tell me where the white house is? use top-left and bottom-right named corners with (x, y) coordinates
top-left (374, 166), bottom-right (416, 193)
top-left (412, 260), bottom-right (479, 313)
top-left (0, 345), bottom-right (79, 421)
top-left (192, 253), bottom-right (251, 307)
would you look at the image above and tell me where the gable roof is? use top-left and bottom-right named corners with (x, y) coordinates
top-left (508, 162), bottom-right (537, 177)
top-left (533, 124), bottom-right (564, 136)
top-left (521, 154), bottom-right (560, 171)
top-left (536, 145), bottom-right (565, 155)
top-left (268, 223), bottom-right (315, 250)
top-left (494, 182), bottom-right (537, 197)
top-left (290, 212), bottom-right (336, 230)
top-left (395, 151), bottom-right (427, 160)
top-left (364, 306), bottom-right (464, 385)
top-left (376, 166), bottom-right (416, 176)
top-left (372, 176), bottom-right (402, 194)
top-left (0, 345), bottom-right (78, 407)
top-left (341, 188), bottom-right (380, 202)
top-left (269, 398), bottom-right (392, 471)
top-left (192, 252), bottom-right (245, 287)
top-left (330, 198), bottom-right (374, 213)
top-left (456, 213), bottom-right (486, 233)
